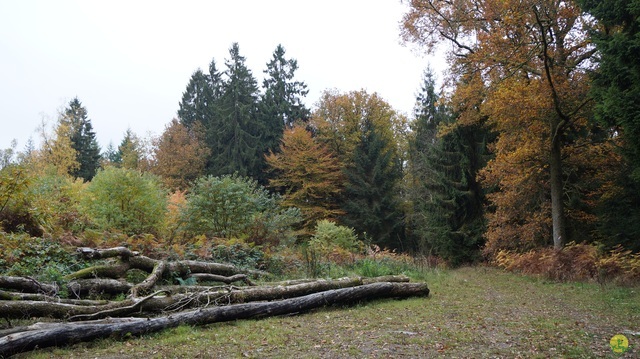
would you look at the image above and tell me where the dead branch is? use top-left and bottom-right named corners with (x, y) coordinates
top-left (130, 261), bottom-right (166, 297)
top-left (68, 290), bottom-right (169, 322)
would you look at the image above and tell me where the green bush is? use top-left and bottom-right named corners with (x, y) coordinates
top-left (28, 170), bottom-right (88, 235)
top-left (0, 164), bottom-right (41, 235)
top-left (0, 232), bottom-right (82, 283)
top-left (309, 220), bottom-right (361, 253)
top-left (182, 174), bottom-right (300, 243)
top-left (304, 220), bottom-right (362, 277)
top-left (82, 167), bottom-right (167, 235)
top-left (210, 241), bottom-right (265, 270)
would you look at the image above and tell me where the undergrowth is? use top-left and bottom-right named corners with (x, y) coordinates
top-left (494, 242), bottom-right (640, 286)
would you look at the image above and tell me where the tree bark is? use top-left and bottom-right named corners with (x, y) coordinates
top-left (0, 282), bottom-right (430, 357)
top-left (550, 127), bottom-right (567, 250)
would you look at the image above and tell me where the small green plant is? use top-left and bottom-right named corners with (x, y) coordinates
top-left (352, 258), bottom-right (395, 277)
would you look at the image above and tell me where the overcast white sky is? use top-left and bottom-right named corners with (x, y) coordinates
top-left (0, 0), bottom-right (445, 151)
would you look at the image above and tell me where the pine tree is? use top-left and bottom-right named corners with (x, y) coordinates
top-left (342, 115), bottom-right (404, 249)
top-left (61, 98), bottom-right (101, 181)
top-left (260, 44), bottom-right (310, 155)
top-left (407, 69), bottom-right (487, 265)
top-left (210, 43), bottom-right (262, 179)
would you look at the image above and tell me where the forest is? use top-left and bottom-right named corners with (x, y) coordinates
top-left (0, 0), bottom-right (640, 355)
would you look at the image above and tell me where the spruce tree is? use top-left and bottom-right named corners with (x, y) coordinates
top-left (177, 69), bottom-right (215, 129)
top-left (408, 69), bottom-right (487, 265)
top-left (177, 59), bottom-right (225, 175)
top-left (210, 43), bottom-right (262, 179)
top-left (116, 129), bottom-right (141, 170)
top-left (62, 98), bottom-right (101, 181)
top-left (260, 44), bottom-right (310, 155)
top-left (342, 115), bottom-right (404, 249)
top-left (103, 142), bottom-right (120, 165)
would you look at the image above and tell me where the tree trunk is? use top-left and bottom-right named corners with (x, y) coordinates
top-left (0, 282), bottom-right (429, 357)
top-left (550, 129), bottom-right (567, 250)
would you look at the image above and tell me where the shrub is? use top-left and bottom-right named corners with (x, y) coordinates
top-left (28, 170), bottom-right (88, 235)
top-left (182, 174), bottom-right (300, 244)
top-left (304, 220), bottom-right (362, 277)
top-left (210, 238), bottom-right (265, 270)
top-left (163, 190), bottom-right (188, 244)
top-left (310, 220), bottom-right (362, 253)
top-left (82, 167), bottom-right (167, 235)
top-left (0, 164), bottom-right (41, 235)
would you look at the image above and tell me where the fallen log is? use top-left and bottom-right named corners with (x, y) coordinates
top-left (64, 263), bottom-right (131, 281)
top-left (0, 276), bottom-right (372, 320)
top-left (0, 276), bottom-right (58, 295)
top-left (187, 273), bottom-right (254, 286)
top-left (76, 247), bottom-right (139, 260)
top-left (67, 279), bottom-right (133, 298)
top-left (0, 282), bottom-right (430, 357)
top-left (0, 290), bottom-right (107, 306)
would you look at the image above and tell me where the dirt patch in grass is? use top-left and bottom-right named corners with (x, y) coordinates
top-left (19, 267), bottom-right (640, 358)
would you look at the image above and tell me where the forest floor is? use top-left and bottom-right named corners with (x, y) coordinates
top-left (17, 266), bottom-right (640, 358)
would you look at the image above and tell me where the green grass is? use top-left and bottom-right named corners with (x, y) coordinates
top-left (17, 267), bottom-right (640, 358)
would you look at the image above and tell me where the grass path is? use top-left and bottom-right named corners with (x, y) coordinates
top-left (21, 267), bottom-right (640, 358)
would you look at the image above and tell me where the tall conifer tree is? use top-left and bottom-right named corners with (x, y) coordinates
top-left (62, 98), bottom-right (101, 181)
top-left (408, 70), bottom-right (487, 265)
top-left (342, 115), bottom-right (404, 249)
top-left (210, 43), bottom-right (262, 179)
top-left (260, 44), bottom-right (310, 155)
top-left (177, 69), bottom-right (215, 129)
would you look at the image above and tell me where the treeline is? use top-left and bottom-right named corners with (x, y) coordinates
top-left (2, 0), bottom-right (640, 273)
top-left (0, 43), bottom-right (409, 263)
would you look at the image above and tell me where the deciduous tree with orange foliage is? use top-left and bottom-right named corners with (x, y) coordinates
top-left (265, 125), bottom-right (344, 235)
top-left (402, 0), bottom-right (604, 252)
top-left (151, 119), bottom-right (210, 191)
top-left (310, 89), bottom-right (406, 169)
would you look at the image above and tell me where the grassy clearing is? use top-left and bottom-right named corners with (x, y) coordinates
top-left (19, 267), bottom-right (639, 358)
